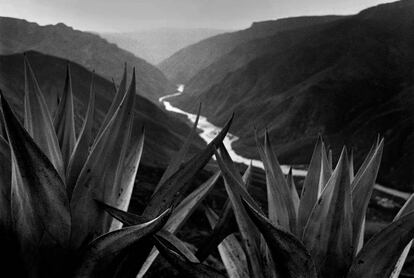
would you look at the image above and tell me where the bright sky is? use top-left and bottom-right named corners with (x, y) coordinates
top-left (0, 0), bottom-right (398, 32)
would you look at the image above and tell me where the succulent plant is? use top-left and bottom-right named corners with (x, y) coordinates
top-left (1, 55), bottom-right (412, 278)
top-left (201, 131), bottom-right (414, 278)
top-left (0, 56), bottom-right (229, 278)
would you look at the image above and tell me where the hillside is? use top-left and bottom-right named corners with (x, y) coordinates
top-left (0, 51), bottom-right (205, 167)
top-left (101, 28), bottom-right (227, 65)
top-left (169, 0), bottom-right (414, 190)
top-left (0, 17), bottom-right (171, 102)
top-left (159, 15), bottom-right (343, 83)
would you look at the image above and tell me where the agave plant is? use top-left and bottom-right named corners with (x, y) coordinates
top-left (198, 131), bottom-right (414, 278)
top-left (0, 55), bottom-right (232, 278)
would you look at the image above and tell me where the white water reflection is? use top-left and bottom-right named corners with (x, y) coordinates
top-left (159, 85), bottom-right (307, 177)
top-left (159, 85), bottom-right (411, 200)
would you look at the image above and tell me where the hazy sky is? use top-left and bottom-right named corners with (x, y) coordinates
top-left (0, 0), bottom-right (397, 32)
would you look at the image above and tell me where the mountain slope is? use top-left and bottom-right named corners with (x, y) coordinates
top-left (170, 0), bottom-right (414, 190)
top-left (159, 15), bottom-right (343, 83)
top-left (101, 28), bottom-right (228, 65)
top-left (0, 17), bottom-right (171, 102)
top-left (0, 51), bottom-right (205, 166)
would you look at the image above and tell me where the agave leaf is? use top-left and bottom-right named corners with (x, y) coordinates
top-left (196, 163), bottom-right (252, 261)
top-left (389, 194), bottom-right (414, 278)
top-left (94, 64), bottom-right (127, 141)
top-left (106, 113), bottom-right (134, 231)
top-left (352, 142), bottom-right (376, 190)
top-left (154, 237), bottom-right (226, 278)
top-left (256, 130), bottom-right (296, 234)
top-left (0, 94), bottom-right (71, 255)
top-left (66, 73), bottom-right (96, 196)
top-left (143, 114), bottom-right (233, 219)
top-left (351, 140), bottom-right (383, 254)
top-left (117, 222), bottom-right (201, 278)
top-left (96, 200), bottom-right (148, 225)
top-left (155, 104), bottom-right (201, 193)
top-left (97, 199), bottom-right (200, 269)
top-left (215, 147), bottom-right (265, 278)
top-left (328, 149), bottom-right (333, 171)
top-left (297, 137), bottom-right (330, 236)
top-left (73, 208), bottom-right (171, 278)
top-left (86, 219), bottom-right (185, 278)
top-left (70, 71), bottom-right (137, 247)
top-left (196, 202), bottom-right (237, 261)
top-left (96, 169), bottom-right (219, 277)
top-left (302, 148), bottom-right (353, 277)
top-left (287, 167), bottom-right (299, 216)
top-left (165, 170), bottom-right (220, 233)
top-left (205, 206), bottom-right (249, 278)
top-left (217, 145), bottom-right (261, 211)
top-left (111, 78), bottom-right (117, 92)
top-left (217, 142), bottom-right (244, 184)
top-left (0, 135), bottom-right (11, 231)
top-left (347, 211), bottom-right (414, 278)
top-left (349, 149), bottom-right (354, 181)
top-left (97, 195), bottom-right (216, 264)
top-left (110, 130), bottom-right (145, 230)
top-left (395, 194), bottom-right (414, 220)
top-left (318, 144), bottom-right (332, 191)
top-left (243, 162), bottom-right (253, 187)
top-left (155, 232), bottom-right (199, 263)
top-left (243, 200), bottom-right (317, 278)
top-left (23, 55), bottom-right (65, 179)
top-left (137, 171), bottom-right (221, 277)
top-left (53, 64), bottom-right (76, 170)
top-left (154, 233), bottom-right (199, 263)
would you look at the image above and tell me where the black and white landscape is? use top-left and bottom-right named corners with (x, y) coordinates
top-left (0, 0), bottom-right (413, 277)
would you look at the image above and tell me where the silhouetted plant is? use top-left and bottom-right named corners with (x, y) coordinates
top-left (0, 56), bottom-right (229, 278)
top-left (199, 131), bottom-right (414, 278)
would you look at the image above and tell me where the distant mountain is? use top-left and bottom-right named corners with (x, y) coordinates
top-left (170, 0), bottom-right (414, 190)
top-left (159, 16), bottom-right (343, 83)
top-left (100, 28), bottom-right (228, 65)
top-left (0, 51), bottom-right (205, 167)
top-left (0, 17), bottom-right (171, 102)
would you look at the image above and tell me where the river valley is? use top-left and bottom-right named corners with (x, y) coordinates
top-left (159, 85), bottom-right (411, 202)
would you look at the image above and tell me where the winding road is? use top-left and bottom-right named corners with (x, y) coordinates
top-left (159, 85), bottom-right (411, 201)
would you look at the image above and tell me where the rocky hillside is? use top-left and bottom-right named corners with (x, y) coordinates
top-left (0, 51), bottom-right (205, 167)
top-left (0, 17), bottom-right (171, 102)
top-left (169, 0), bottom-right (414, 190)
top-left (159, 15), bottom-right (343, 83)
top-left (101, 28), bottom-right (227, 65)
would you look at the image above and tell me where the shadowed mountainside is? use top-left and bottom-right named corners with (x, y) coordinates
top-left (159, 15), bottom-right (343, 83)
top-left (169, 0), bottom-right (414, 190)
top-left (0, 17), bottom-right (172, 102)
top-left (0, 51), bottom-right (205, 167)
top-left (101, 28), bottom-right (228, 65)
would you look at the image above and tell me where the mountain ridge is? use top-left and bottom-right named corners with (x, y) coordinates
top-left (166, 0), bottom-right (414, 190)
top-left (101, 28), bottom-right (228, 65)
top-left (0, 17), bottom-right (172, 102)
top-left (159, 15), bottom-right (345, 83)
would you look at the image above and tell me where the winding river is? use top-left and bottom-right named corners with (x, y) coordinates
top-left (159, 85), bottom-right (411, 201)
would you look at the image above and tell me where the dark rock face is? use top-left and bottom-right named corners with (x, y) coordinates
top-left (0, 51), bottom-right (205, 167)
top-left (168, 0), bottom-right (414, 190)
top-left (0, 17), bottom-right (172, 102)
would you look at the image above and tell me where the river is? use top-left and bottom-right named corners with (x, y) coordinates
top-left (159, 85), bottom-right (411, 201)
